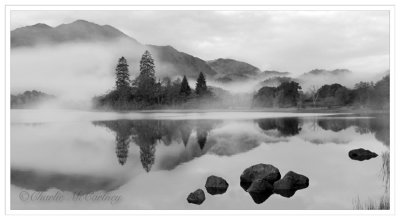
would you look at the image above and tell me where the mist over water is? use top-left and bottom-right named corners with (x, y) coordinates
top-left (11, 38), bottom-right (388, 110)
top-left (11, 39), bottom-right (181, 107)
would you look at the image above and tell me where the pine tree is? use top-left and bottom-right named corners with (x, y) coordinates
top-left (180, 75), bottom-right (191, 96)
top-left (195, 72), bottom-right (207, 95)
top-left (139, 50), bottom-right (156, 80)
top-left (115, 56), bottom-right (130, 90)
top-left (136, 50), bottom-right (157, 101)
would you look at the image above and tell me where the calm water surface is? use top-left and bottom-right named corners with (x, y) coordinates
top-left (10, 110), bottom-right (390, 210)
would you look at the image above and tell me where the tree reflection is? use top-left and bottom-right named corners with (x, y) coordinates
top-left (318, 119), bottom-right (352, 132)
top-left (179, 123), bottom-right (192, 147)
top-left (130, 121), bottom-right (162, 172)
top-left (116, 134), bottom-right (130, 165)
top-left (257, 117), bottom-right (302, 136)
top-left (92, 120), bottom-right (133, 165)
top-left (317, 114), bottom-right (389, 147)
top-left (371, 115), bottom-right (390, 147)
top-left (93, 119), bottom-right (219, 171)
top-left (192, 120), bottom-right (214, 150)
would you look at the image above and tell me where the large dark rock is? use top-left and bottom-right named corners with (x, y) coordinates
top-left (246, 178), bottom-right (274, 204)
top-left (348, 148), bottom-right (378, 161)
top-left (273, 171), bottom-right (309, 198)
top-left (247, 178), bottom-right (274, 194)
top-left (205, 175), bottom-right (229, 195)
top-left (240, 164), bottom-right (281, 190)
top-left (187, 189), bottom-right (205, 205)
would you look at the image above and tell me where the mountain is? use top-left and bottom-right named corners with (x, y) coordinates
top-left (260, 76), bottom-right (295, 87)
top-left (11, 20), bottom-right (218, 80)
top-left (147, 45), bottom-right (218, 79)
top-left (296, 69), bottom-right (354, 90)
top-left (262, 70), bottom-right (290, 78)
top-left (208, 58), bottom-right (260, 82)
top-left (11, 20), bottom-right (138, 48)
top-left (302, 69), bottom-right (351, 76)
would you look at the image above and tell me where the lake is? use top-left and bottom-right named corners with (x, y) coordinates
top-left (10, 110), bottom-right (390, 210)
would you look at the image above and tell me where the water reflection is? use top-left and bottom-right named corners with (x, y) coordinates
top-left (93, 115), bottom-right (389, 173)
top-left (352, 150), bottom-right (390, 210)
top-left (317, 114), bottom-right (389, 147)
top-left (257, 117), bottom-right (302, 136)
top-left (11, 112), bottom-right (390, 209)
top-left (11, 169), bottom-right (125, 194)
top-left (196, 121), bottom-right (214, 150)
top-left (93, 120), bottom-right (220, 171)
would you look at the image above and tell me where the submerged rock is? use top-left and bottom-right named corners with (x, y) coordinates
top-left (187, 189), bottom-right (205, 205)
top-left (348, 148), bottom-right (378, 161)
top-left (240, 163), bottom-right (281, 190)
top-left (247, 178), bottom-right (274, 204)
top-left (205, 175), bottom-right (229, 195)
top-left (273, 171), bottom-right (309, 198)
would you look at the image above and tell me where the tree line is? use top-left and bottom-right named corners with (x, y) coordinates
top-left (93, 50), bottom-right (213, 110)
top-left (11, 90), bottom-right (55, 108)
top-left (253, 74), bottom-right (390, 110)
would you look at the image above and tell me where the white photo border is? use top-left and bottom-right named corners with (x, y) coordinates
top-left (3, 4), bottom-right (396, 216)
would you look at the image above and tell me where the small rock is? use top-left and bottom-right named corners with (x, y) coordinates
top-left (240, 164), bottom-right (281, 190)
top-left (273, 171), bottom-right (309, 198)
top-left (205, 175), bottom-right (229, 195)
top-left (348, 148), bottom-right (378, 161)
top-left (187, 189), bottom-right (205, 205)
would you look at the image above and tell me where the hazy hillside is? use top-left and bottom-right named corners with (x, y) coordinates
top-left (262, 70), bottom-right (290, 78)
top-left (260, 76), bottom-right (295, 87)
top-left (208, 58), bottom-right (260, 82)
top-left (11, 20), bottom-right (138, 48)
top-left (297, 69), bottom-right (354, 90)
top-left (148, 45), bottom-right (218, 79)
top-left (11, 20), bottom-right (219, 80)
top-left (11, 19), bottom-right (387, 101)
top-left (11, 90), bottom-right (55, 108)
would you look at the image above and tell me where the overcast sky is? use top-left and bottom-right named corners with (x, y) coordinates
top-left (11, 10), bottom-right (389, 75)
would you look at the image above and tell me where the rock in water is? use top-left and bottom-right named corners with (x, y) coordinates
top-left (187, 189), bottom-right (205, 205)
top-left (247, 178), bottom-right (274, 193)
top-left (205, 175), bottom-right (229, 195)
top-left (273, 171), bottom-right (309, 198)
top-left (246, 178), bottom-right (274, 204)
top-left (348, 148), bottom-right (378, 161)
top-left (240, 163), bottom-right (281, 190)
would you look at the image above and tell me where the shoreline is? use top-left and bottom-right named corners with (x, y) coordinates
top-left (11, 107), bottom-right (388, 115)
top-left (93, 106), bottom-right (389, 114)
